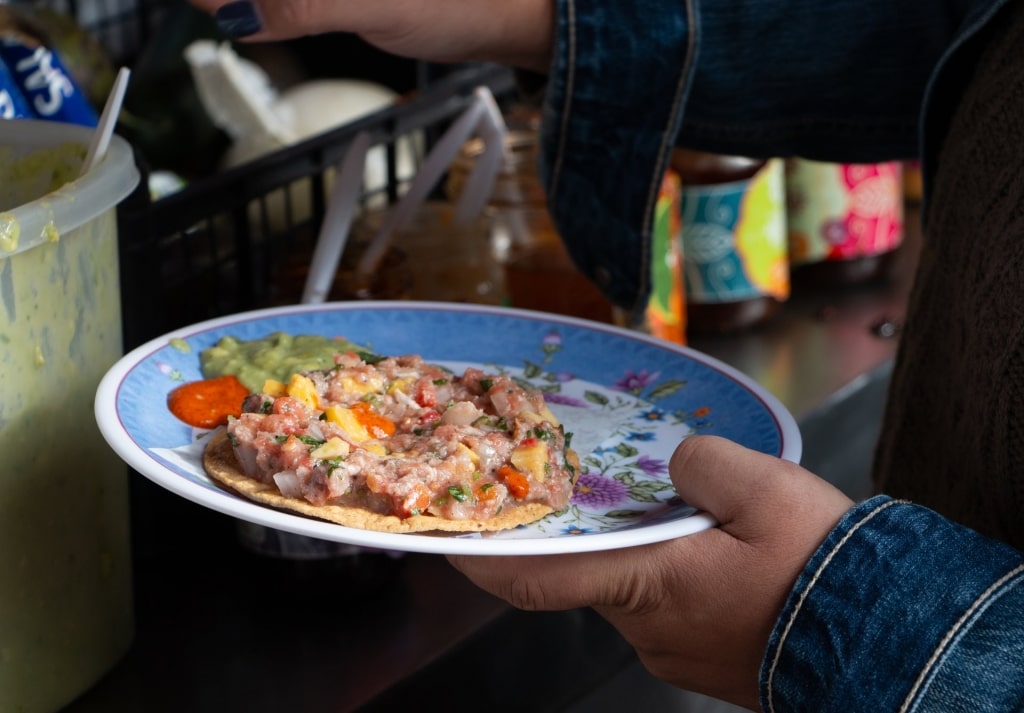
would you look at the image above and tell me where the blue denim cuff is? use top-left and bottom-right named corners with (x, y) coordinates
top-left (539, 0), bottom-right (695, 312)
top-left (761, 496), bottom-right (1024, 712)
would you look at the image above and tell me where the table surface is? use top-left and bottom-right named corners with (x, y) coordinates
top-left (63, 207), bottom-right (922, 713)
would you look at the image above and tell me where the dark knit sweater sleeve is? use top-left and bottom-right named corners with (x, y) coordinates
top-left (872, 0), bottom-right (1024, 550)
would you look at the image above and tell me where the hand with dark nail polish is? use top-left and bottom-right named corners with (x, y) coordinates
top-left (215, 1), bottom-right (263, 39)
top-left (186, 0), bottom-right (556, 73)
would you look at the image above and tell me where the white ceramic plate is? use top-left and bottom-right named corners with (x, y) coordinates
top-left (96, 302), bottom-right (800, 555)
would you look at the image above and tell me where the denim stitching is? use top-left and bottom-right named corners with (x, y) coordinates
top-left (548, 0), bottom-right (576, 201)
top-left (634, 0), bottom-right (698, 315)
top-left (765, 498), bottom-right (906, 713)
top-left (900, 563), bottom-right (1024, 713)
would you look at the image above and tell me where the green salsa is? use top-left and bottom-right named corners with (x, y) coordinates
top-left (201, 332), bottom-right (375, 392)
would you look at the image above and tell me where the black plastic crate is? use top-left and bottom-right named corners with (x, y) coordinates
top-left (24, 1), bottom-right (516, 347)
top-left (115, 62), bottom-right (516, 349)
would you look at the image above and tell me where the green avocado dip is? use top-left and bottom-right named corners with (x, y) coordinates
top-left (200, 332), bottom-right (377, 392)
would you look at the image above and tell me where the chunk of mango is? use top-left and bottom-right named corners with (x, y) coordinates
top-left (456, 442), bottom-right (480, 464)
top-left (262, 379), bottom-right (288, 397)
top-left (311, 436), bottom-right (351, 460)
top-left (511, 440), bottom-right (549, 483)
top-left (387, 377), bottom-right (414, 395)
top-left (324, 405), bottom-right (370, 442)
top-left (287, 373), bottom-right (320, 410)
top-left (340, 374), bottom-right (383, 396)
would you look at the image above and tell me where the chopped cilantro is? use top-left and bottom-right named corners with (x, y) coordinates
top-left (433, 378), bottom-right (449, 385)
top-left (448, 485), bottom-right (469, 502)
top-left (479, 378), bottom-right (494, 391)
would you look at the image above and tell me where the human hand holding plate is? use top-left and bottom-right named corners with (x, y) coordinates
top-left (448, 435), bottom-right (854, 709)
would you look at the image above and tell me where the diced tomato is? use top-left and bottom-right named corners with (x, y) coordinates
top-left (273, 396), bottom-right (311, 417)
top-left (498, 465), bottom-right (530, 499)
top-left (350, 401), bottom-right (396, 437)
top-left (475, 481), bottom-right (499, 501)
top-left (395, 483), bottom-right (431, 518)
top-left (414, 381), bottom-right (437, 407)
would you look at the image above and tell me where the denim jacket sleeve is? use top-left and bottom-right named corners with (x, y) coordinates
top-left (537, 0), bottom-right (995, 312)
top-left (761, 496), bottom-right (1024, 712)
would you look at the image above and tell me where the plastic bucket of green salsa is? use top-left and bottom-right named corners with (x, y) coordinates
top-left (0, 119), bottom-right (139, 712)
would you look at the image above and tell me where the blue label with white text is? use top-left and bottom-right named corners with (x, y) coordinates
top-left (0, 56), bottom-right (34, 119)
top-left (0, 36), bottom-right (98, 126)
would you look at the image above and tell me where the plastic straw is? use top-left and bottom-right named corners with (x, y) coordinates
top-left (354, 86), bottom-right (507, 277)
top-left (452, 87), bottom-right (507, 227)
top-left (301, 131), bottom-right (372, 304)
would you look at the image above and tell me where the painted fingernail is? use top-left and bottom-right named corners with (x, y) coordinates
top-left (215, 1), bottom-right (262, 38)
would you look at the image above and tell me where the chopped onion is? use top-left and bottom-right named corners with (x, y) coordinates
top-left (392, 388), bottom-right (420, 410)
top-left (273, 471), bottom-right (302, 498)
top-left (440, 401), bottom-right (485, 426)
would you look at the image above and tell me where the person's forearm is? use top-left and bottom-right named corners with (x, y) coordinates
top-left (190, 0), bottom-right (554, 73)
top-left (474, 0), bottom-right (554, 74)
top-left (764, 496), bottom-right (1024, 711)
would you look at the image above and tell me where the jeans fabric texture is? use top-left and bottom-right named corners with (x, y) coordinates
top-left (762, 497), bottom-right (1024, 712)
top-left (539, 0), bottom-right (1010, 313)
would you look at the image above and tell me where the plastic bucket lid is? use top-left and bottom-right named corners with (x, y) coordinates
top-left (0, 119), bottom-right (139, 259)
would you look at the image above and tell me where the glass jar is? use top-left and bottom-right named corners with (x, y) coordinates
top-left (349, 201), bottom-right (505, 304)
top-left (903, 159), bottom-right (922, 204)
top-left (786, 159), bottom-right (904, 287)
top-left (447, 129), bottom-right (616, 323)
top-left (672, 149), bottom-right (789, 333)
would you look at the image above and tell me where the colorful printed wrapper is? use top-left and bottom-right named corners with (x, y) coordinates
top-left (680, 158), bottom-right (789, 304)
top-left (0, 35), bottom-right (98, 127)
top-left (645, 170), bottom-right (686, 343)
top-left (786, 160), bottom-right (903, 265)
top-left (0, 55), bottom-right (34, 119)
